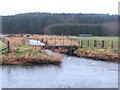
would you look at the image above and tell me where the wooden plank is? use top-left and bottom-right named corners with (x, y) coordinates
top-left (33, 45), bottom-right (81, 48)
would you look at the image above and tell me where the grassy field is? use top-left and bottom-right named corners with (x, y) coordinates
top-left (69, 36), bottom-right (118, 41)
top-left (69, 36), bottom-right (119, 50)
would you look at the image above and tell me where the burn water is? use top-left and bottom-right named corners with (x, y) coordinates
top-left (2, 40), bottom-right (118, 88)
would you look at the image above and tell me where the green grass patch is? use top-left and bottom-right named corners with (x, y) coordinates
top-left (69, 36), bottom-right (119, 50)
top-left (70, 36), bottom-right (118, 41)
top-left (17, 45), bottom-right (30, 48)
top-left (11, 45), bottom-right (52, 59)
top-left (0, 41), bottom-right (7, 52)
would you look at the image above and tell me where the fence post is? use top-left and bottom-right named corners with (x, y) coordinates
top-left (81, 40), bottom-right (83, 48)
top-left (111, 41), bottom-right (113, 48)
top-left (87, 40), bottom-right (89, 47)
top-left (94, 40), bottom-right (97, 48)
top-left (117, 41), bottom-right (120, 49)
top-left (102, 40), bottom-right (104, 48)
top-left (7, 41), bottom-right (10, 52)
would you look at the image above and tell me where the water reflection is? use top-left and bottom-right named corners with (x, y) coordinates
top-left (2, 55), bottom-right (118, 88)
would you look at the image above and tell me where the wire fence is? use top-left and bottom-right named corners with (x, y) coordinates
top-left (0, 38), bottom-right (10, 52)
top-left (73, 39), bottom-right (119, 49)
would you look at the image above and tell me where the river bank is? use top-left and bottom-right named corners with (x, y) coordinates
top-left (1, 45), bottom-right (62, 65)
top-left (74, 48), bottom-right (119, 62)
top-left (2, 55), bottom-right (118, 88)
top-left (51, 48), bottom-right (119, 62)
top-left (1, 37), bottom-right (62, 65)
top-left (1, 34), bottom-right (119, 65)
top-left (27, 34), bottom-right (119, 63)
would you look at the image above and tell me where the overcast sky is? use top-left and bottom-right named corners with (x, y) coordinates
top-left (0, 0), bottom-right (119, 15)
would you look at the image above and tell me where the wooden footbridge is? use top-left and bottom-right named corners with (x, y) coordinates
top-left (34, 45), bottom-right (81, 55)
top-left (38, 45), bottom-right (81, 50)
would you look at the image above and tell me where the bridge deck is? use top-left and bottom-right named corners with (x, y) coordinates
top-left (33, 45), bottom-right (81, 48)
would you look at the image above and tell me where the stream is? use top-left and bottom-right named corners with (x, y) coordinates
top-left (2, 40), bottom-right (118, 88)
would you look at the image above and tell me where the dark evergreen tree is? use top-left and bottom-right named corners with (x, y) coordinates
top-left (2, 12), bottom-right (118, 36)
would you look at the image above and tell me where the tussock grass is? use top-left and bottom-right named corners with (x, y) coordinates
top-left (74, 48), bottom-right (119, 62)
top-left (2, 35), bottom-right (62, 65)
top-left (12, 34), bottom-right (79, 46)
top-left (6, 37), bottom-right (28, 47)
top-left (2, 54), bottom-right (62, 65)
top-left (2, 45), bottom-right (62, 65)
top-left (27, 34), bottom-right (79, 46)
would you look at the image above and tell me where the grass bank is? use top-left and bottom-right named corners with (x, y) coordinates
top-left (1, 34), bottom-right (119, 64)
top-left (2, 45), bottom-right (62, 65)
top-left (74, 48), bottom-right (119, 62)
top-left (68, 36), bottom-right (119, 62)
top-left (1, 36), bottom-right (62, 65)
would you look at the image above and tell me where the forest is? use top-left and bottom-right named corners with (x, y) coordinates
top-left (46, 24), bottom-right (102, 36)
top-left (2, 12), bottom-right (118, 36)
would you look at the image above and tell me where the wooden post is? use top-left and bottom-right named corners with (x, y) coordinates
top-left (7, 41), bottom-right (10, 52)
top-left (111, 41), bottom-right (114, 48)
top-left (81, 40), bottom-right (83, 48)
top-left (102, 40), bottom-right (104, 48)
top-left (119, 41), bottom-right (120, 49)
top-left (87, 40), bottom-right (89, 47)
top-left (79, 40), bottom-right (80, 46)
top-left (41, 39), bottom-right (43, 42)
top-left (94, 40), bottom-right (97, 48)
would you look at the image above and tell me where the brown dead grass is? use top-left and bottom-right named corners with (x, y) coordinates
top-left (2, 55), bottom-right (62, 65)
top-left (51, 49), bottom-right (69, 54)
top-left (2, 35), bottom-right (63, 65)
top-left (6, 37), bottom-right (28, 48)
top-left (8, 34), bottom-right (79, 46)
top-left (74, 48), bottom-right (119, 62)
top-left (14, 34), bottom-right (79, 46)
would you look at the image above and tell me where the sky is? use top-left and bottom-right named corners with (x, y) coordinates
top-left (0, 0), bottom-right (119, 15)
